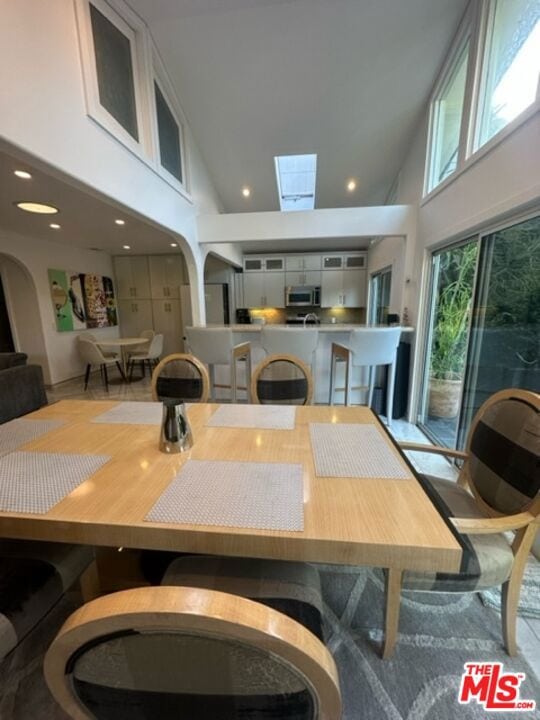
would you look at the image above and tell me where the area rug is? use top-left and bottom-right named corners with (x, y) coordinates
top-left (0, 568), bottom-right (539, 720)
top-left (480, 555), bottom-right (540, 619)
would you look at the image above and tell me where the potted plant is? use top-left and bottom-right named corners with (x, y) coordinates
top-left (428, 245), bottom-right (476, 418)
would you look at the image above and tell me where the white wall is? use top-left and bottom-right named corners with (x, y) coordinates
top-left (0, 0), bottom-right (224, 326)
top-left (367, 236), bottom-right (407, 317)
top-left (0, 231), bottom-right (119, 385)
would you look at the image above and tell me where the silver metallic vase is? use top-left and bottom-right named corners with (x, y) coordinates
top-left (159, 401), bottom-right (193, 453)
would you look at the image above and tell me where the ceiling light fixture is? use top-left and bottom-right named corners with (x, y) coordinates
top-left (170, 242), bottom-right (178, 247)
top-left (14, 170), bottom-right (32, 180)
top-left (49, 223), bottom-right (61, 229)
top-left (242, 187), bottom-right (251, 198)
top-left (115, 219), bottom-right (125, 226)
top-left (15, 201), bottom-right (59, 214)
top-left (346, 179), bottom-right (357, 192)
top-left (122, 244), bottom-right (131, 250)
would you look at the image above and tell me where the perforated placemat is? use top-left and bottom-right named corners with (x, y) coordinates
top-left (309, 423), bottom-right (410, 479)
top-left (206, 404), bottom-right (296, 430)
top-left (0, 451), bottom-right (111, 514)
top-left (92, 401), bottom-right (163, 425)
top-left (145, 459), bottom-right (304, 531)
top-left (0, 418), bottom-right (66, 457)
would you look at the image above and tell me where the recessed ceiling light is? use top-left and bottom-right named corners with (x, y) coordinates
top-left (49, 223), bottom-right (61, 229)
top-left (242, 186), bottom-right (251, 198)
top-left (15, 201), bottom-right (59, 214)
top-left (14, 170), bottom-right (32, 180)
top-left (346, 179), bottom-right (357, 192)
top-left (115, 219), bottom-right (125, 226)
top-left (170, 242), bottom-right (178, 247)
top-left (122, 244), bottom-right (131, 250)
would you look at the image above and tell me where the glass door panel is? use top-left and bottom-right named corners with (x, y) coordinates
top-left (369, 267), bottom-right (392, 325)
top-left (458, 215), bottom-right (540, 445)
top-left (418, 239), bottom-right (478, 447)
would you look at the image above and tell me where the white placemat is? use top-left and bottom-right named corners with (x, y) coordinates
top-left (0, 451), bottom-right (111, 514)
top-left (206, 404), bottom-right (296, 430)
top-left (0, 418), bottom-right (66, 457)
top-left (145, 459), bottom-right (304, 531)
top-left (309, 423), bottom-right (410, 479)
top-left (92, 401), bottom-right (163, 425)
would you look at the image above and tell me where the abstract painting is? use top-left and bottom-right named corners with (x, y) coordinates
top-left (48, 269), bottom-right (118, 332)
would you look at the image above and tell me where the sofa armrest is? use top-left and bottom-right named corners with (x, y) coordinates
top-left (0, 352), bottom-right (27, 371)
top-left (0, 365), bottom-right (47, 424)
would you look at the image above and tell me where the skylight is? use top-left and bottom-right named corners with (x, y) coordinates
top-left (274, 154), bottom-right (317, 211)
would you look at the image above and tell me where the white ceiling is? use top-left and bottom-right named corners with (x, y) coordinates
top-left (129, 0), bottom-right (467, 213)
top-left (0, 146), bottom-right (181, 256)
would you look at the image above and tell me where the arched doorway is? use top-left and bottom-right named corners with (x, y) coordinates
top-left (0, 253), bottom-right (49, 382)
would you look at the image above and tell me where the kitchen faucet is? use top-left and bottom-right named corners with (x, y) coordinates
top-left (303, 312), bottom-right (320, 326)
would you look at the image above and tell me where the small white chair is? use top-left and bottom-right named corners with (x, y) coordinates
top-left (185, 327), bottom-right (251, 402)
top-left (329, 327), bottom-right (401, 424)
top-left (128, 333), bottom-right (164, 380)
top-left (260, 326), bottom-right (319, 366)
top-left (78, 338), bottom-right (126, 391)
top-left (77, 332), bottom-right (118, 359)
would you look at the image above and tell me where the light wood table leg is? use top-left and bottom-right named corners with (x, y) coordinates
top-left (383, 568), bottom-right (402, 659)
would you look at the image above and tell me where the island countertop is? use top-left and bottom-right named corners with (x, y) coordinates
top-left (199, 323), bottom-right (414, 333)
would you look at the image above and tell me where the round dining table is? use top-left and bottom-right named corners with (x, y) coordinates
top-left (98, 337), bottom-right (149, 377)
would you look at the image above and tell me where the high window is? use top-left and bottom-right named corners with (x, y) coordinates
top-left (274, 155), bottom-right (317, 211)
top-left (427, 41), bottom-right (470, 192)
top-left (154, 81), bottom-right (184, 184)
top-left (475, 0), bottom-right (540, 149)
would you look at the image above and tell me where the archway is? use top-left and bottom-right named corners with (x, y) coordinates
top-left (0, 253), bottom-right (50, 382)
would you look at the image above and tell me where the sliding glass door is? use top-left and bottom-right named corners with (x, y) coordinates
top-left (457, 215), bottom-right (540, 446)
top-left (369, 267), bottom-right (392, 325)
top-left (418, 239), bottom-right (478, 447)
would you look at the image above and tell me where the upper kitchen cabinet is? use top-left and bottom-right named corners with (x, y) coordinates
top-left (321, 268), bottom-right (366, 308)
top-left (114, 256), bottom-right (151, 299)
top-left (285, 255), bottom-right (321, 271)
top-left (243, 256), bottom-right (285, 272)
top-left (243, 272), bottom-right (285, 308)
top-left (149, 255), bottom-right (187, 298)
top-left (285, 270), bottom-right (322, 287)
top-left (322, 253), bottom-right (367, 270)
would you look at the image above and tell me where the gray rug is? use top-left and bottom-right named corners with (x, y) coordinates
top-left (1, 568), bottom-right (539, 720)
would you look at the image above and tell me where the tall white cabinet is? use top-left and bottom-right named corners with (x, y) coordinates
top-left (114, 255), bottom-right (187, 355)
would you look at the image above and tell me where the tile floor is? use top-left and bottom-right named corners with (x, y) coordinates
top-left (45, 372), bottom-right (540, 677)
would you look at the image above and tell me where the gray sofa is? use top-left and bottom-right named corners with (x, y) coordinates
top-left (0, 353), bottom-right (48, 424)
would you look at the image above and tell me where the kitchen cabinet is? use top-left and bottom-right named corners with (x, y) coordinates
top-left (152, 299), bottom-right (183, 355)
top-left (149, 255), bottom-right (186, 298)
top-left (243, 256), bottom-right (285, 272)
top-left (322, 253), bottom-right (367, 271)
top-left (114, 256), bottom-right (151, 299)
top-left (117, 299), bottom-right (154, 337)
top-left (321, 269), bottom-right (366, 308)
top-left (243, 272), bottom-right (285, 308)
top-left (285, 270), bottom-right (322, 287)
top-left (285, 255), bottom-right (321, 271)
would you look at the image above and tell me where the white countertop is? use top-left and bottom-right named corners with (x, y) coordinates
top-left (197, 324), bottom-right (414, 333)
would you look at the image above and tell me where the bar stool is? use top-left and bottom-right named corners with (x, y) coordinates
top-left (329, 327), bottom-right (401, 424)
top-left (185, 327), bottom-right (251, 402)
top-left (260, 326), bottom-right (319, 366)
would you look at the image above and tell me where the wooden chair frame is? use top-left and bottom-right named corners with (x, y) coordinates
top-left (251, 354), bottom-right (314, 405)
top-left (386, 388), bottom-right (540, 659)
top-left (151, 353), bottom-right (210, 403)
top-left (44, 586), bottom-right (341, 720)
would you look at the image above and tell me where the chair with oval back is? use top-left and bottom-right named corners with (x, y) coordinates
top-left (380, 389), bottom-right (540, 659)
top-left (77, 338), bottom-right (126, 391)
top-left (151, 353), bottom-right (210, 404)
top-left (44, 584), bottom-right (342, 720)
top-left (128, 334), bottom-right (165, 381)
top-left (251, 354), bottom-right (313, 406)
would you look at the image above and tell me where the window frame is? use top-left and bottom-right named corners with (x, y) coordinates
top-left (151, 51), bottom-right (190, 197)
top-left (75, 0), bottom-right (153, 160)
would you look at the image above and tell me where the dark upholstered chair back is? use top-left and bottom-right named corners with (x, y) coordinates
top-left (251, 355), bottom-right (313, 406)
top-left (0, 364), bottom-right (47, 424)
top-left (465, 389), bottom-right (539, 516)
top-left (151, 354), bottom-right (210, 404)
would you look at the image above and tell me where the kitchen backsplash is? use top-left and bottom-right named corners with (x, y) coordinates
top-left (248, 307), bottom-right (366, 324)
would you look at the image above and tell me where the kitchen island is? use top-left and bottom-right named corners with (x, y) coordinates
top-left (187, 324), bottom-right (413, 405)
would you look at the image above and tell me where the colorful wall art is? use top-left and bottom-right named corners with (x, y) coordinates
top-left (48, 269), bottom-right (118, 332)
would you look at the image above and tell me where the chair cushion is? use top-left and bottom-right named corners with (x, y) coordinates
top-left (402, 476), bottom-right (514, 593)
top-left (0, 540), bottom-right (93, 660)
top-left (163, 555), bottom-right (324, 641)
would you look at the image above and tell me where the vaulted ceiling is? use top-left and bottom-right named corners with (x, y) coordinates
top-left (129, 0), bottom-right (468, 212)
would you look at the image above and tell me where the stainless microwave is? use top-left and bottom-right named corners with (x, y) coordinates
top-left (286, 286), bottom-right (321, 307)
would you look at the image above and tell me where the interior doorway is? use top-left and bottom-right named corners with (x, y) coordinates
top-left (0, 275), bottom-right (15, 352)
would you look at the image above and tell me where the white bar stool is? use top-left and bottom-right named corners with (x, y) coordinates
top-left (329, 327), bottom-right (401, 424)
top-left (185, 327), bottom-right (251, 402)
top-left (260, 326), bottom-right (319, 366)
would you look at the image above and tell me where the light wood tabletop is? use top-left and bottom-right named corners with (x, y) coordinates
top-left (0, 400), bottom-right (463, 573)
